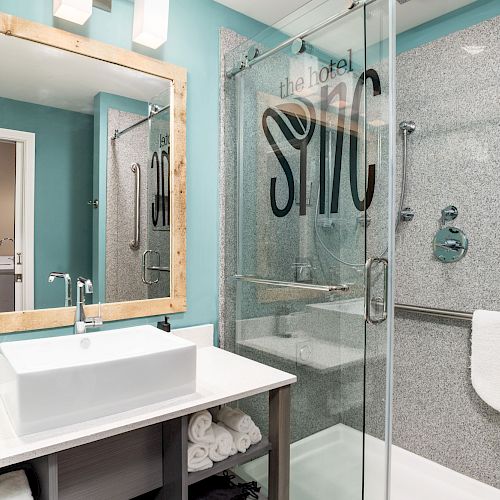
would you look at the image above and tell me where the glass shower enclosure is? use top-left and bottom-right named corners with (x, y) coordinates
top-left (221, 0), bottom-right (395, 498)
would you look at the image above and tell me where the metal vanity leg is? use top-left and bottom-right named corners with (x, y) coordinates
top-left (157, 415), bottom-right (188, 500)
top-left (268, 385), bottom-right (291, 500)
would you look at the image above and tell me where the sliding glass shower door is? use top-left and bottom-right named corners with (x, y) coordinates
top-left (224, 0), bottom-right (395, 498)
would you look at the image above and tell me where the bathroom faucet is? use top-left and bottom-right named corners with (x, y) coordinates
top-left (48, 272), bottom-right (72, 307)
top-left (75, 277), bottom-right (103, 334)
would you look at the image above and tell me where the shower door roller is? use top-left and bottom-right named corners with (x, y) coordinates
top-left (365, 257), bottom-right (388, 324)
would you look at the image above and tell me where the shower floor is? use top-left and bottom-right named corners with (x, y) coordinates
top-left (238, 424), bottom-right (500, 500)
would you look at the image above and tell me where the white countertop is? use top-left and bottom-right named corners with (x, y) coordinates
top-left (0, 346), bottom-right (296, 468)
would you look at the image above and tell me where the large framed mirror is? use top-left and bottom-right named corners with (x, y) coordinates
top-left (0, 13), bottom-right (186, 333)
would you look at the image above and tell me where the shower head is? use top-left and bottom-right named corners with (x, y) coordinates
top-left (399, 120), bottom-right (416, 134)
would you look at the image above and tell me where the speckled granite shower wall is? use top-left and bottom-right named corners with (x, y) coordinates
top-left (394, 16), bottom-right (500, 488)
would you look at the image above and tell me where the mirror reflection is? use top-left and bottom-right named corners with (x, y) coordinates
top-left (0, 34), bottom-right (172, 313)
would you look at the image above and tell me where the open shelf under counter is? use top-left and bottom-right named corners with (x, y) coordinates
top-left (188, 438), bottom-right (271, 485)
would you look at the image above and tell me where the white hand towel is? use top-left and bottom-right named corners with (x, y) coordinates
top-left (0, 470), bottom-right (33, 500)
top-left (248, 422), bottom-right (262, 445)
top-left (187, 442), bottom-right (213, 472)
top-left (208, 423), bottom-right (233, 462)
top-left (217, 406), bottom-right (252, 434)
top-left (471, 310), bottom-right (500, 411)
top-left (220, 423), bottom-right (251, 453)
top-left (188, 410), bottom-right (215, 444)
top-left (188, 456), bottom-right (213, 473)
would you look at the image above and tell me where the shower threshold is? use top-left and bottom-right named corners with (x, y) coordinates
top-left (237, 424), bottom-right (500, 500)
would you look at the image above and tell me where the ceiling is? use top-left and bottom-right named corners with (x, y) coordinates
top-left (0, 34), bottom-right (168, 115)
top-left (215, 0), bottom-right (478, 35)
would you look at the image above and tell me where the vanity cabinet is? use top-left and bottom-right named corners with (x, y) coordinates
top-left (0, 348), bottom-right (295, 500)
top-left (22, 386), bottom-right (290, 500)
top-left (32, 425), bottom-right (164, 500)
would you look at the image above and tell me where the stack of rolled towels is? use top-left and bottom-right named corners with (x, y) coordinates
top-left (187, 406), bottom-right (262, 473)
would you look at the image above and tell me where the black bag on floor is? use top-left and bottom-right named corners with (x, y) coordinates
top-left (189, 471), bottom-right (261, 500)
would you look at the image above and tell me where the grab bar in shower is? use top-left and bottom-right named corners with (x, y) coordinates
top-left (130, 163), bottom-right (141, 250)
top-left (233, 275), bottom-right (350, 292)
top-left (395, 303), bottom-right (472, 321)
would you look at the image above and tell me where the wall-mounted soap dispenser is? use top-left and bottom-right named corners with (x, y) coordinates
top-left (432, 206), bottom-right (468, 263)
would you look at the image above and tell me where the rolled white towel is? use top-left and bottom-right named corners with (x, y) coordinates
top-left (187, 442), bottom-right (213, 472)
top-left (217, 406), bottom-right (252, 434)
top-left (248, 422), bottom-right (262, 445)
top-left (0, 470), bottom-right (33, 500)
top-left (208, 423), bottom-right (233, 462)
top-left (188, 456), bottom-right (213, 473)
top-left (188, 410), bottom-right (215, 444)
top-left (220, 423), bottom-right (251, 453)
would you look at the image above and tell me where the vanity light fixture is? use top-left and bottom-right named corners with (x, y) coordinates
top-left (53, 0), bottom-right (93, 25)
top-left (133, 0), bottom-right (170, 49)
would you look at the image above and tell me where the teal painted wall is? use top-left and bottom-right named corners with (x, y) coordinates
top-left (92, 92), bottom-right (149, 302)
top-left (0, 0), bottom-right (265, 342)
top-left (0, 97), bottom-right (93, 310)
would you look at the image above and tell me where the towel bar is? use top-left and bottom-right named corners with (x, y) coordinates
top-left (233, 275), bottom-right (350, 292)
top-left (395, 303), bottom-right (472, 321)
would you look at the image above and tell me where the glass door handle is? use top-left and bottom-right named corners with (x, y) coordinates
top-left (365, 257), bottom-right (388, 325)
top-left (142, 250), bottom-right (160, 285)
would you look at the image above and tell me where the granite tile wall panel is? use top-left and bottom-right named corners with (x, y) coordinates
top-left (393, 16), bottom-right (500, 488)
top-left (393, 311), bottom-right (500, 488)
top-left (106, 109), bottom-right (149, 303)
top-left (395, 16), bottom-right (500, 311)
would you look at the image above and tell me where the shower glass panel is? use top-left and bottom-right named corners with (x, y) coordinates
top-left (105, 84), bottom-right (172, 303)
top-left (224, 0), bottom-right (394, 498)
top-left (146, 88), bottom-right (171, 299)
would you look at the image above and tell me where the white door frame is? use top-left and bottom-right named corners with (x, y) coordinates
top-left (0, 128), bottom-right (35, 311)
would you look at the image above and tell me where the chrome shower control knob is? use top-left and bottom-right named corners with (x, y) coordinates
top-left (441, 205), bottom-right (458, 224)
top-left (399, 121), bottom-right (416, 133)
top-left (400, 208), bottom-right (415, 221)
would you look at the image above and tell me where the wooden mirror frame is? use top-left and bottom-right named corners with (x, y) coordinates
top-left (0, 13), bottom-right (187, 334)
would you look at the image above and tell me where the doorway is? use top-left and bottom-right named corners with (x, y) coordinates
top-left (0, 128), bottom-right (35, 312)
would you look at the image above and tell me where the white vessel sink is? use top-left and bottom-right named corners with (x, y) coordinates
top-left (0, 325), bottom-right (196, 435)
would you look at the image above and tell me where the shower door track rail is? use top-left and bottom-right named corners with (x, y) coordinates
top-left (395, 303), bottom-right (472, 321)
top-left (233, 274), bottom-right (350, 292)
top-left (226, 0), bottom-right (376, 78)
top-left (112, 105), bottom-right (170, 140)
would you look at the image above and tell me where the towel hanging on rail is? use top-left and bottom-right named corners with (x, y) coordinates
top-left (471, 310), bottom-right (500, 412)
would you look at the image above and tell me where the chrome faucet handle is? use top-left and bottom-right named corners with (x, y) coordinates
top-left (48, 272), bottom-right (72, 307)
top-left (84, 302), bottom-right (104, 330)
top-left (77, 276), bottom-right (93, 294)
top-left (441, 205), bottom-right (458, 226)
top-left (89, 302), bottom-right (103, 326)
top-left (437, 239), bottom-right (464, 251)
